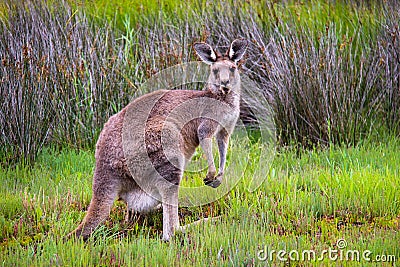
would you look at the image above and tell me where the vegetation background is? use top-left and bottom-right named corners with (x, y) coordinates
top-left (0, 0), bottom-right (399, 266)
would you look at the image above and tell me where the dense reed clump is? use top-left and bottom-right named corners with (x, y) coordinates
top-left (377, 4), bottom-right (400, 134)
top-left (262, 3), bottom-right (399, 146)
top-left (0, 0), bottom-right (399, 164)
top-left (0, 1), bottom-right (134, 164)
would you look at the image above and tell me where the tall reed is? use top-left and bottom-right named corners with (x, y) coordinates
top-left (1, 0), bottom-right (399, 165)
top-left (0, 1), bottom-right (134, 164)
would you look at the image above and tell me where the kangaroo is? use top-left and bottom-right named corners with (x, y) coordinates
top-left (67, 39), bottom-right (248, 241)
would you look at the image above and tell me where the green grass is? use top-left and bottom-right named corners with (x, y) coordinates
top-left (72, 0), bottom-right (381, 36)
top-left (1, 136), bottom-right (399, 266)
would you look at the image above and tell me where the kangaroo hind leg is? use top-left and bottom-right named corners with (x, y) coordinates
top-left (67, 168), bottom-right (120, 241)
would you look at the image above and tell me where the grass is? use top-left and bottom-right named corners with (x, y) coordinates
top-left (1, 136), bottom-right (399, 266)
top-left (70, 0), bottom-right (381, 34)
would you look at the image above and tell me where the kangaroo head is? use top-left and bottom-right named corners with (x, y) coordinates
top-left (194, 39), bottom-right (248, 95)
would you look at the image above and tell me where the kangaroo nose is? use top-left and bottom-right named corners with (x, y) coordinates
top-left (221, 80), bottom-right (229, 87)
top-left (220, 80), bottom-right (231, 94)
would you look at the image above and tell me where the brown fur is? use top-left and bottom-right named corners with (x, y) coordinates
top-left (67, 39), bottom-right (248, 241)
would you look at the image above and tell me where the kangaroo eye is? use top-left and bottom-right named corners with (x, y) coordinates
top-left (229, 67), bottom-right (236, 73)
top-left (213, 69), bottom-right (219, 75)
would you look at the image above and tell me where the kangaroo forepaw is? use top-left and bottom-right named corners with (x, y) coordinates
top-left (204, 173), bottom-right (222, 188)
top-left (204, 179), bottom-right (221, 188)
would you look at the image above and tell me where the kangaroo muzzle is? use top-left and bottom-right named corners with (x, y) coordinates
top-left (220, 85), bottom-right (231, 94)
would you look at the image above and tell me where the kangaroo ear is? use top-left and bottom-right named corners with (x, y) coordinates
top-left (227, 39), bottom-right (248, 63)
top-left (193, 43), bottom-right (217, 65)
